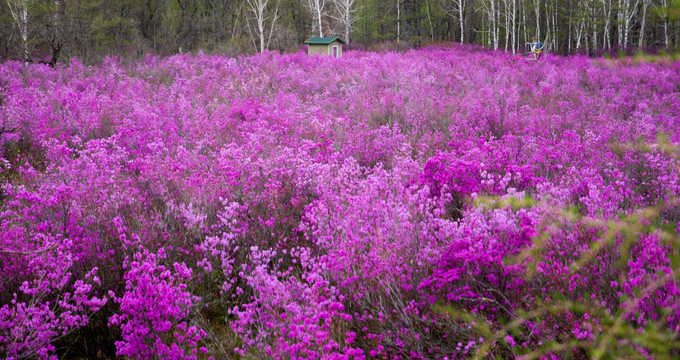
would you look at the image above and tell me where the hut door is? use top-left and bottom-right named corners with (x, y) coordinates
top-left (333, 46), bottom-right (338, 58)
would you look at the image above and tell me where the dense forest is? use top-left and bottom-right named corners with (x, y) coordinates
top-left (1, 0), bottom-right (679, 64)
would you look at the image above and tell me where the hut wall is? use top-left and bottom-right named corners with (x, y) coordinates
top-left (308, 44), bottom-right (329, 56)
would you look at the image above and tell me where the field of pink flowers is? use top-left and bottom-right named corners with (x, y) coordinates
top-left (1, 46), bottom-right (680, 359)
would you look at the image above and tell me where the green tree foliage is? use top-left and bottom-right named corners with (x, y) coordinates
top-left (1, 0), bottom-right (680, 62)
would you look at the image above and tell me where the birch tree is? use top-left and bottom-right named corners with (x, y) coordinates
top-left (302, 0), bottom-right (328, 36)
top-left (397, 0), bottom-right (401, 42)
top-left (479, 0), bottom-right (499, 49)
top-left (589, 0), bottom-right (597, 50)
top-left (497, 0), bottom-right (517, 52)
top-left (6, 0), bottom-right (31, 63)
top-left (442, 0), bottom-right (466, 42)
top-left (510, 0), bottom-right (516, 53)
top-left (575, 16), bottom-right (585, 50)
top-left (655, 0), bottom-right (670, 47)
top-left (534, 0), bottom-right (540, 39)
top-left (638, 0), bottom-right (651, 47)
top-left (574, 0), bottom-right (591, 51)
top-left (331, 0), bottom-right (358, 41)
top-left (601, 0), bottom-right (612, 48)
top-left (617, 0), bottom-right (623, 45)
top-left (502, 0), bottom-right (509, 51)
top-left (618, 0), bottom-right (639, 46)
top-left (245, 0), bottom-right (280, 52)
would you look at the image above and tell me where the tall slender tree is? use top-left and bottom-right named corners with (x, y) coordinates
top-left (245, 0), bottom-right (280, 52)
top-left (302, 0), bottom-right (327, 36)
top-left (638, 0), bottom-right (652, 47)
top-left (442, 0), bottom-right (466, 42)
top-left (6, 0), bottom-right (30, 62)
top-left (331, 0), bottom-right (358, 41)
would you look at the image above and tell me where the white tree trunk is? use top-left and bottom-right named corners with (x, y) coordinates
top-left (617, 0), bottom-right (640, 47)
top-left (481, 0), bottom-right (499, 49)
top-left (545, 6), bottom-right (550, 48)
top-left (332, 0), bottom-right (357, 41)
top-left (397, 0), bottom-right (401, 42)
top-left (346, 7), bottom-right (351, 41)
top-left (521, 1), bottom-right (526, 46)
top-left (266, 0), bottom-right (280, 49)
top-left (494, 0), bottom-right (499, 50)
top-left (303, 0), bottom-right (326, 37)
top-left (489, 0), bottom-right (498, 49)
top-left (316, 1), bottom-right (324, 36)
top-left (534, 0), bottom-right (540, 38)
top-left (585, 0), bottom-right (596, 51)
top-left (258, 5), bottom-right (265, 52)
top-left (482, 16), bottom-right (486, 46)
top-left (576, 20), bottom-right (584, 50)
top-left (656, 0), bottom-right (669, 47)
top-left (622, 0), bottom-right (640, 47)
top-left (19, 4), bottom-right (28, 62)
top-left (457, 0), bottom-right (465, 43)
top-left (426, 1), bottom-right (434, 41)
top-left (552, 3), bottom-right (558, 50)
top-left (503, 0), bottom-right (509, 51)
top-left (617, 0), bottom-right (623, 45)
top-left (638, 0), bottom-right (650, 48)
top-left (601, 0), bottom-right (611, 48)
top-left (7, 0), bottom-right (30, 63)
top-left (246, 0), bottom-right (278, 52)
top-left (511, 0), bottom-right (516, 53)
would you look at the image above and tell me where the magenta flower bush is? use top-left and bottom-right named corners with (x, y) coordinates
top-left (230, 246), bottom-right (356, 358)
top-left (109, 248), bottom-right (206, 359)
top-left (1, 46), bottom-right (680, 358)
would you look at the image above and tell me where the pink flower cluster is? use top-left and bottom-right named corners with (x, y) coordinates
top-left (1, 46), bottom-right (679, 358)
top-left (109, 248), bottom-right (206, 359)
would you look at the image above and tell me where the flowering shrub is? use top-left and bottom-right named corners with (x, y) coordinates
top-left (1, 46), bottom-right (680, 358)
top-left (109, 248), bottom-right (206, 359)
top-left (230, 246), bottom-right (357, 359)
top-left (0, 244), bottom-right (106, 359)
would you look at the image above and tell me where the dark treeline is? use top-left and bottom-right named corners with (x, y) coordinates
top-left (1, 0), bottom-right (680, 64)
